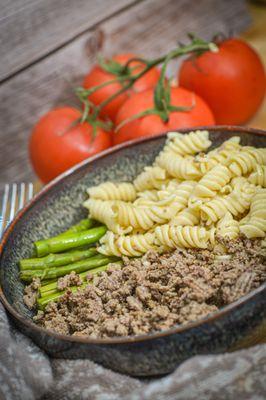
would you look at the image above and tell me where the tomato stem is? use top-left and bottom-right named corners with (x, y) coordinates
top-left (76, 34), bottom-right (218, 126)
top-left (93, 36), bottom-right (218, 118)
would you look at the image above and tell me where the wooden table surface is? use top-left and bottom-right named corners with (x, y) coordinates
top-left (0, 0), bottom-right (265, 184)
top-left (242, 2), bottom-right (266, 129)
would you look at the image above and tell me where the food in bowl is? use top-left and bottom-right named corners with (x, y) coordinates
top-left (20, 130), bottom-right (266, 338)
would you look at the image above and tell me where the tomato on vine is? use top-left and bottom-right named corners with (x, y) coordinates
top-left (29, 107), bottom-right (112, 183)
top-left (114, 87), bottom-right (215, 145)
top-left (179, 38), bottom-right (266, 124)
top-left (83, 53), bottom-right (160, 121)
top-left (29, 35), bottom-right (219, 182)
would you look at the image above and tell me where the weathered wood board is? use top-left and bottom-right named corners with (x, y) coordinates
top-left (0, 0), bottom-right (250, 182)
top-left (0, 0), bottom-right (138, 81)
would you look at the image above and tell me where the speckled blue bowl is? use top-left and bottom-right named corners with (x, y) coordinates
top-left (0, 126), bottom-right (266, 377)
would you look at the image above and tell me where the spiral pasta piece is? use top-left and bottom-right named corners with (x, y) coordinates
top-left (157, 179), bottom-right (180, 197)
top-left (217, 212), bottom-right (239, 239)
top-left (155, 225), bottom-right (214, 249)
top-left (83, 199), bottom-right (129, 234)
top-left (113, 201), bottom-right (170, 231)
top-left (200, 188), bottom-right (255, 225)
top-left (83, 131), bottom-right (266, 249)
top-left (227, 148), bottom-right (266, 176)
top-left (87, 182), bottom-right (136, 202)
top-left (220, 136), bottom-right (241, 149)
top-left (98, 231), bottom-right (156, 257)
top-left (170, 207), bottom-right (200, 226)
top-left (136, 190), bottom-right (159, 201)
top-left (249, 188), bottom-right (266, 219)
top-left (193, 165), bottom-right (232, 198)
top-left (248, 165), bottom-right (266, 187)
top-left (240, 217), bottom-right (266, 238)
top-left (134, 195), bottom-right (174, 207)
top-left (134, 166), bottom-right (168, 191)
top-left (230, 176), bottom-right (248, 189)
top-left (162, 130), bottom-right (211, 156)
top-left (156, 152), bottom-right (202, 180)
top-left (195, 137), bottom-right (241, 174)
top-left (159, 181), bottom-right (197, 214)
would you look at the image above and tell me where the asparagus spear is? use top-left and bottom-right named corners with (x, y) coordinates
top-left (35, 226), bottom-right (107, 257)
top-left (37, 282), bottom-right (87, 310)
top-left (40, 261), bottom-right (123, 297)
top-left (41, 278), bottom-right (57, 286)
top-left (57, 218), bottom-right (95, 237)
top-left (19, 248), bottom-right (98, 271)
top-left (20, 254), bottom-right (118, 281)
top-left (40, 265), bottom-right (108, 297)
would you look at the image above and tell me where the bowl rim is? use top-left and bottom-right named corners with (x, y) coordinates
top-left (1, 125), bottom-right (266, 345)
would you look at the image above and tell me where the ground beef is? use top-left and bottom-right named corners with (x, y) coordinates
top-left (57, 271), bottom-right (83, 291)
top-left (23, 278), bottom-right (41, 310)
top-left (36, 237), bottom-right (265, 338)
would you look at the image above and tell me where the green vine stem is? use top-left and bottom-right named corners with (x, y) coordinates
top-left (77, 34), bottom-right (218, 126)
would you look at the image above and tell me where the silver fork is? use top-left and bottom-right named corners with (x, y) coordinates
top-left (0, 183), bottom-right (34, 237)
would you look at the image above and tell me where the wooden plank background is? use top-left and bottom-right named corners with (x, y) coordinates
top-left (0, 0), bottom-right (137, 81)
top-left (0, 0), bottom-right (252, 183)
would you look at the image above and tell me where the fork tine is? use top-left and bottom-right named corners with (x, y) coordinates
top-left (9, 183), bottom-right (18, 222)
top-left (1, 182), bottom-right (35, 237)
top-left (18, 183), bottom-right (26, 211)
top-left (0, 184), bottom-right (10, 236)
top-left (27, 182), bottom-right (34, 202)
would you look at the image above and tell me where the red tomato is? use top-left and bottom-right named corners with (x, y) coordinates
top-left (29, 107), bottom-right (112, 183)
top-left (114, 87), bottom-right (215, 145)
top-left (83, 53), bottom-right (160, 121)
top-left (179, 38), bottom-right (266, 125)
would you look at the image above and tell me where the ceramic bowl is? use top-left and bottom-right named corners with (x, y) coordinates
top-left (0, 126), bottom-right (266, 376)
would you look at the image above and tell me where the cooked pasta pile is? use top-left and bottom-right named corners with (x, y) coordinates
top-left (83, 130), bottom-right (266, 257)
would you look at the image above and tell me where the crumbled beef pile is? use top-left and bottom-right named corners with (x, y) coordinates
top-left (23, 278), bottom-right (41, 310)
top-left (57, 271), bottom-right (83, 291)
top-left (35, 237), bottom-right (265, 338)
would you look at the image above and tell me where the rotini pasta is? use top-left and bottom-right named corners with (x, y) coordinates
top-left (98, 231), bottom-right (156, 257)
top-left (113, 201), bottom-right (170, 231)
top-left (248, 165), bottom-right (266, 187)
top-left (240, 217), bottom-right (266, 238)
top-left (136, 190), bottom-right (159, 201)
top-left (200, 187), bottom-right (255, 225)
top-left (162, 130), bottom-right (211, 156)
top-left (87, 182), bottom-right (136, 202)
top-left (159, 181), bottom-right (197, 214)
top-left (134, 166), bottom-right (168, 191)
top-left (217, 212), bottom-right (239, 239)
top-left (227, 148), bottom-right (266, 176)
top-left (248, 188), bottom-right (266, 219)
top-left (192, 165), bottom-right (232, 198)
top-left (156, 152), bottom-right (202, 180)
top-left (155, 225), bottom-right (215, 249)
top-left (133, 195), bottom-right (174, 207)
top-left (83, 130), bottom-right (266, 257)
top-left (83, 199), bottom-right (129, 234)
top-left (157, 179), bottom-right (181, 198)
top-left (170, 207), bottom-right (200, 226)
top-left (195, 136), bottom-right (241, 174)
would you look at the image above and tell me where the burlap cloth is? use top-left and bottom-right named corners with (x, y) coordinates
top-left (0, 302), bottom-right (265, 400)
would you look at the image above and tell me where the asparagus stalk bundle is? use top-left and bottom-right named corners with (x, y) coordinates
top-left (20, 248), bottom-right (98, 270)
top-left (56, 218), bottom-right (96, 237)
top-left (20, 254), bottom-right (118, 282)
top-left (39, 269), bottom-right (96, 297)
top-left (40, 261), bottom-right (123, 297)
top-left (19, 218), bottom-right (122, 310)
top-left (37, 281), bottom-right (87, 310)
top-left (35, 226), bottom-right (107, 257)
top-left (38, 261), bottom-right (123, 309)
